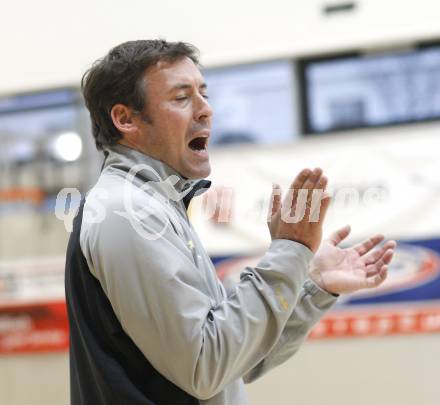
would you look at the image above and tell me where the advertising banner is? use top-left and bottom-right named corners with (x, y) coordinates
top-left (0, 257), bottom-right (68, 354)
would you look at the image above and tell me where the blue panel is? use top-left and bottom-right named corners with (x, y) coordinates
top-left (211, 237), bottom-right (440, 307)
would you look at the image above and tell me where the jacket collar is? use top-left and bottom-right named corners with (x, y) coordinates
top-left (103, 144), bottom-right (211, 209)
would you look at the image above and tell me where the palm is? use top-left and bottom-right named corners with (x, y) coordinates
top-left (310, 226), bottom-right (396, 295)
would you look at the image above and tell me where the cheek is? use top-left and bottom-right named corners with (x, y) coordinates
top-left (162, 106), bottom-right (190, 131)
top-left (154, 122), bottom-right (186, 153)
top-left (153, 105), bottom-right (191, 149)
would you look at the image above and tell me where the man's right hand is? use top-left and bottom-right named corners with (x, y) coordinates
top-left (267, 168), bottom-right (331, 253)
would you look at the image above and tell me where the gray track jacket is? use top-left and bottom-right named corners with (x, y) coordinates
top-left (80, 144), bottom-right (337, 404)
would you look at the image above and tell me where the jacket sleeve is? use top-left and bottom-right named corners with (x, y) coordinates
top-left (243, 279), bottom-right (337, 384)
top-left (80, 200), bottom-right (314, 400)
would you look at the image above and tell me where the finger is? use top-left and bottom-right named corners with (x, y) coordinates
top-left (353, 234), bottom-right (385, 256)
top-left (326, 225), bottom-right (351, 246)
top-left (365, 265), bottom-right (388, 288)
top-left (310, 191), bottom-right (331, 223)
top-left (315, 174), bottom-right (328, 191)
top-left (374, 249), bottom-right (395, 270)
top-left (365, 264), bottom-right (380, 277)
top-left (308, 175), bottom-right (327, 209)
top-left (290, 168), bottom-right (311, 192)
top-left (365, 248), bottom-right (394, 276)
top-left (363, 241), bottom-right (396, 265)
top-left (268, 183), bottom-right (282, 221)
top-left (296, 168), bottom-right (323, 213)
top-left (291, 169), bottom-right (311, 204)
top-left (382, 248), bottom-right (395, 265)
top-left (283, 168), bottom-right (311, 217)
top-left (318, 193), bottom-right (332, 223)
top-left (366, 249), bottom-right (394, 276)
top-left (302, 167), bottom-right (323, 193)
top-left (308, 175), bottom-right (328, 220)
top-left (298, 168), bottom-right (324, 220)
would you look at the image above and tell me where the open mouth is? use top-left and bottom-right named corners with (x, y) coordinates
top-left (188, 137), bottom-right (208, 151)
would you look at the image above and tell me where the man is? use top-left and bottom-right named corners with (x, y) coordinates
top-left (65, 39), bottom-right (396, 405)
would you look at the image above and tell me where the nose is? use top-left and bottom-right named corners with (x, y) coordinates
top-left (194, 94), bottom-right (213, 122)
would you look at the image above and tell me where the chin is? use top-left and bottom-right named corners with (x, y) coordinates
top-left (185, 163), bottom-right (211, 180)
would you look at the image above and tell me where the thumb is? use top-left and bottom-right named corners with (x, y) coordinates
top-left (268, 183), bottom-right (282, 222)
top-left (326, 224), bottom-right (351, 246)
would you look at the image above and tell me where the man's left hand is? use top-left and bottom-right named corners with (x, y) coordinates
top-left (310, 225), bottom-right (396, 295)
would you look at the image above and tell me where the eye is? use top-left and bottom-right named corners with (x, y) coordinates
top-left (176, 96), bottom-right (188, 101)
top-left (202, 94), bottom-right (209, 100)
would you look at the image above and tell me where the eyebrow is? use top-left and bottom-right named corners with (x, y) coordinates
top-left (169, 83), bottom-right (208, 92)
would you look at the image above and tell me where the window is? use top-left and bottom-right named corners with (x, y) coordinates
top-left (301, 45), bottom-right (440, 133)
top-left (203, 60), bottom-right (299, 146)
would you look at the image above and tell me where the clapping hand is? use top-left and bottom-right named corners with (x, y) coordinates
top-left (310, 226), bottom-right (396, 295)
top-left (268, 168), bottom-right (331, 253)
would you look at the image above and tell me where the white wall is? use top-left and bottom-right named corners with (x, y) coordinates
top-left (2, 0), bottom-right (440, 93)
top-left (247, 334), bottom-right (440, 405)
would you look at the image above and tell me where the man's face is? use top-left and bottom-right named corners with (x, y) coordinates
top-left (136, 57), bottom-right (213, 179)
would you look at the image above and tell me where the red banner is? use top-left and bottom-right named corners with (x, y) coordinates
top-left (0, 300), bottom-right (69, 354)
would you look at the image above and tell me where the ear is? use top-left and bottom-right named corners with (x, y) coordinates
top-left (110, 104), bottom-right (140, 137)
